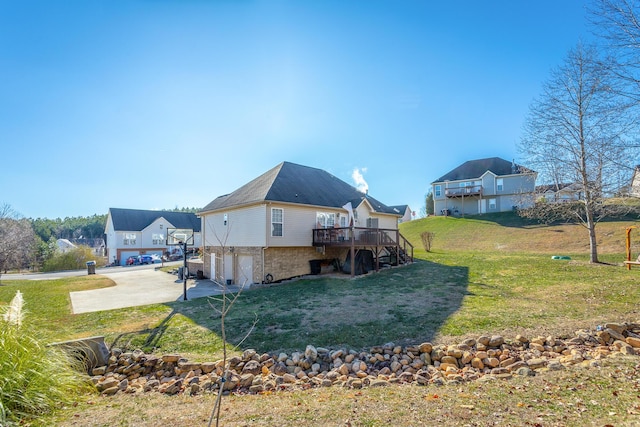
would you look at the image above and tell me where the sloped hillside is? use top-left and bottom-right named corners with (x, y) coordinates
top-left (400, 212), bottom-right (637, 255)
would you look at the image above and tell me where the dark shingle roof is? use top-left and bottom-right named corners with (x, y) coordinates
top-left (200, 162), bottom-right (398, 215)
top-left (389, 205), bottom-right (409, 214)
top-left (433, 157), bottom-right (534, 183)
top-left (108, 208), bottom-right (201, 232)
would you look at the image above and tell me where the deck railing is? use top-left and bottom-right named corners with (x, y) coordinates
top-left (445, 185), bottom-right (482, 197)
top-left (312, 227), bottom-right (414, 263)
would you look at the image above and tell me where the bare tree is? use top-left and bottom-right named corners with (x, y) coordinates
top-left (519, 42), bottom-right (639, 263)
top-left (589, 0), bottom-right (640, 101)
top-left (0, 204), bottom-right (36, 280)
top-left (204, 219), bottom-right (256, 427)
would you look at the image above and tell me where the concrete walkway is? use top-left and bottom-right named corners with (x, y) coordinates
top-left (69, 269), bottom-right (239, 314)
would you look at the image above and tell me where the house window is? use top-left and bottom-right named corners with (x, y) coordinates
top-left (366, 218), bottom-right (379, 228)
top-left (316, 212), bottom-right (335, 228)
top-left (489, 199), bottom-right (497, 210)
top-left (152, 234), bottom-right (165, 245)
top-left (123, 233), bottom-right (136, 245)
top-left (497, 178), bottom-right (504, 192)
top-left (434, 185), bottom-right (442, 197)
top-left (340, 216), bottom-right (347, 227)
top-left (271, 208), bottom-right (283, 237)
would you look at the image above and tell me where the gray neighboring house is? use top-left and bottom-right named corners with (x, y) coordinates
top-left (431, 157), bottom-right (537, 216)
top-left (105, 208), bottom-right (202, 266)
top-left (199, 161), bottom-right (413, 284)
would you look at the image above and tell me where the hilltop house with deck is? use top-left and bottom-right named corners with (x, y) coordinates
top-left (431, 157), bottom-right (537, 216)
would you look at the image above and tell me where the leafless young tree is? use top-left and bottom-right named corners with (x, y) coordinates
top-left (519, 43), bottom-right (639, 263)
top-left (0, 204), bottom-right (36, 280)
top-left (204, 219), bottom-right (256, 427)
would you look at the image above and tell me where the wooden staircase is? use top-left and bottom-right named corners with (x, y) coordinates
top-left (381, 232), bottom-right (413, 265)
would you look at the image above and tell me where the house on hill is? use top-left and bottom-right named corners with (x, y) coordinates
top-left (535, 183), bottom-right (583, 203)
top-left (105, 208), bottom-right (202, 266)
top-left (390, 205), bottom-right (413, 223)
top-left (198, 161), bottom-right (413, 284)
top-left (431, 157), bottom-right (537, 216)
top-left (629, 165), bottom-right (640, 198)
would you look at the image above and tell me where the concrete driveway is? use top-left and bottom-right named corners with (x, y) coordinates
top-left (69, 268), bottom-right (236, 314)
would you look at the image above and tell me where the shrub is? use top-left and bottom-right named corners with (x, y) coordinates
top-left (0, 291), bottom-right (93, 425)
top-left (42, 245), bottom-right (96, 272)
top-left (420, 231), bottom-right (435, 252)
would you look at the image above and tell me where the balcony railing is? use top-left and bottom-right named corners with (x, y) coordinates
top-left (445, 185), bottom-right (483, 198)
top-left (312, 227), bottom-right (397, 246)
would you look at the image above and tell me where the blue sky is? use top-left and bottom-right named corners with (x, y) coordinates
top-left (0, 0), bottom-right (592, 219)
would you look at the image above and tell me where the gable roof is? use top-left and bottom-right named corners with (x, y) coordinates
top-left (108, 208), bottom-right (201, 232)
top-left (200, 161), bottom-right (398, 215)
top-left (433, 157), bottom-right (534, 183)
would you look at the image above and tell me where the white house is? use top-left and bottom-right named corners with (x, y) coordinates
top-left (390, 205), bottom-right (413, 223)
top-left (104, 208), bottom-right (202, 266)
top-left (198, 161), bottom-right (413, 284)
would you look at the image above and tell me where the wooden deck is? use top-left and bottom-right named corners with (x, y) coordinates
top-left (312, 226), bottom-right (414, 276)
top-left (445, 185), bottom-right (482, 198)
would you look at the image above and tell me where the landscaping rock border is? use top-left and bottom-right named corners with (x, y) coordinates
top-left (91, 322), bottom-right (640, 396)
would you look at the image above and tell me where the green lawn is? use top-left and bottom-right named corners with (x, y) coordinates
top-left (3, 212), bottom-right (640, 426)
top-left (1, 214), bottom-right (639, 359)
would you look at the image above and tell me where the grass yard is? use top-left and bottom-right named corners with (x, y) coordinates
top-left (2, 213), bottom-right (640, 425)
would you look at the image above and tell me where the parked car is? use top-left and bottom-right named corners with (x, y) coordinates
top-left (137, 254), bottom-right (161, 265)
top-left (163, 252), bottom-right (183, 261)
top-left (126, 256), bottom-right (139, 265)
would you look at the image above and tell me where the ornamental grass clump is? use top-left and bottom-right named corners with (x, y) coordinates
top-left (0, 291), bottom-right (93, 426)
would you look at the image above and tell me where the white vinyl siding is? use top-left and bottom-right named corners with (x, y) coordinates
top-left (202, 205), bottom-right (267, 247)
top-left (373, 215), bottom-right (398, 230)
top-left (202, 203), bottom-right (401, 249)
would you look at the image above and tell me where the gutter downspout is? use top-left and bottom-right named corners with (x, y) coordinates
top-left (262, 203), bottom-right (270, 283)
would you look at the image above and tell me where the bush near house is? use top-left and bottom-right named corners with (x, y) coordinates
top-left (42, 246), bottom-right (100, 272)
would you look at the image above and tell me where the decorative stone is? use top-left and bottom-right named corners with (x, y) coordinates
top-left (471, 357), bottom-right (484, 370)
top-left (162, 354), bottom-right (181, 363)
top-left (488, 336), bottom-right (504, 347)
top-left (418, 342), bottom-right (433, 354)
top-left (626, 337), bottom-right (640, 348)
top-left (526, 358), bottom-right (547, 369)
